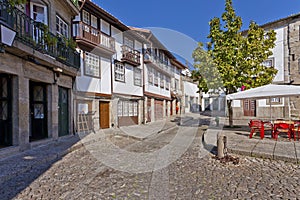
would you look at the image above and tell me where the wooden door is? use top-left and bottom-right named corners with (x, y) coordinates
top-left (58, 87), bottom-right (69, 137)
top-left (244, 99), bottom-right (256, 116)
top-left (99, 102), bottom-right (110, 129)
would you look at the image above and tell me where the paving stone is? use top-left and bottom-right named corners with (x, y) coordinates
top-left (251, 139), bottom-right (276, 159)
top-left (274, 141), bottom-right (297, 163)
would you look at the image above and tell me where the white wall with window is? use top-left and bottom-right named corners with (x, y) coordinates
top-left (144, 65), bottom-right (170, 97)
top-left (76, 52), bottom-right (111, 95)
top-left (113, 64), bottom-right (143, 96)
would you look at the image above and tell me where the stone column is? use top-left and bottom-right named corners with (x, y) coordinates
top-left (151, 98), bottom-right (155, 122)
top-left (138, 99), bottom-right (143, 125)
top-left (144, 96), bottom-right (148, 123)
top-left (167, 101), bottom-right (171, 117)
top-left (163, 100), bottom-right (166, 118)
top-left (18, 76), bottom-right (30, 151)
top-left (50, 84), bottom-right (58, 140)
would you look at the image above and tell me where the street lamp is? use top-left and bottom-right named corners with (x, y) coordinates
top-left (0, 22), bottom-right (16, 52)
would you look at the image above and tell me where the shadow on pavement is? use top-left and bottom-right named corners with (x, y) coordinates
top-left (0, 134), bottom-right (84, 200)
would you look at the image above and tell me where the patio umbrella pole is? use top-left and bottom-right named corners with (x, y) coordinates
top-left (270, 97), bottom-right (272, 122)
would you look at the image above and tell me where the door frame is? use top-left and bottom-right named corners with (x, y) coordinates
top-left (58, 86), bottom-right (69, 137)
top-left (29, 81), bottom-right (48, 141)
top-left (0, 74), bottom-right (12, 146)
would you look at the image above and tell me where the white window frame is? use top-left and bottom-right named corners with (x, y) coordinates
top-left (148, 67), bottom-right (153, 85)
top-left (84, 52), bottom-right (100, 77)
top-left (82, 10), bottom-right (90, 24)
top-left (56, 15), bottom-right (68, 37)
top-left (134, 68), bottom-right (142, 86)
top-left (115, 62), bottom-right (125, 82)
top-left (30, 3), bottom-right (48, 25)
top-left (91, 14), bottom-right (97, 28)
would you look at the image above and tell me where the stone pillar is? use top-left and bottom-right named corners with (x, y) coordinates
top-left (138, 99), bottom-right (143, 124)
top-left (172, 99), bottom-right (176, 115)
top-left (18, 76), bottom-right (30, 151)
top-left (50, 84), bottom-right (59, 140)
top-left (151, 98), bottom-right (155, 122)
top-left (163, 100), bottom-right (166, 118)
top-left (167, 101), bottom-right (171, 117)
top-left (144, 96), bottom-right (148, 123)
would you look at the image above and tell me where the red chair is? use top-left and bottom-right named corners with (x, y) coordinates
top-left (249, 120), bottom-right (272, 139)
top-left (291, 121), bottom-right (300, 141)
top-left (273, 121), bottom-right (294, 140)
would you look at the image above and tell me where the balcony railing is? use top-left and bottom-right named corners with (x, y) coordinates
top-left (121, 45), bottom-right (140, 66)
top-left (73, 21), bottom-right (115, 53)
top-left (144, 52), bottom-right (172, 74)
top-left (0, 2), bottom-right (80, 69)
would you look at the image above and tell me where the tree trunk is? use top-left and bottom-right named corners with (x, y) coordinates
top-left (227, 100), bottom-right (233, 127)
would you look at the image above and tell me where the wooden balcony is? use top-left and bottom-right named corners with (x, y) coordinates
top-left (73, 21), bottom-right (115, 54)
top-left (0, 2), bottom-right (80, 69)
top-left (121, 45), bottom-right (140, 66)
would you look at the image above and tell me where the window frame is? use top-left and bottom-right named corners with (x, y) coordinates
top-left (56, 15), bottom-right (69, 37)
top-left (134, 68), bottom-right (142, 87)
top-left (115, 61), bottom-right (125, 82)
top-left (84, 52), bottom-right (101, 78)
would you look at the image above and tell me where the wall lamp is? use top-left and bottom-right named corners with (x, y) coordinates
top-left (0, 22), bottom-right (16, 53)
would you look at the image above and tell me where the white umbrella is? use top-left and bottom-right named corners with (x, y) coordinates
top-left (226, 84), bottom-right (300, 120)
top-left (226, 84), bottom-right (300, 100)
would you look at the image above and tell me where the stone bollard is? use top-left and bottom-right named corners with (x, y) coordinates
top-left (217, 132), bottom-right (227, 159)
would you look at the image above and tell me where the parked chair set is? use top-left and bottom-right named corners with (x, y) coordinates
top-left (248, 119), bottom-right (300, 140)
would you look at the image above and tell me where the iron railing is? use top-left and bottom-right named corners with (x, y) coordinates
top-left (0, 1), bottom-right (80, 69)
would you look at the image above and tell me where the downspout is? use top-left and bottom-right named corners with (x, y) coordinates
top-left (287, 22), bottom-right (291, 118)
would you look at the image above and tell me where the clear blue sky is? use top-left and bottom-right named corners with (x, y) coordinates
top-left (94, 0), bottom-right (300, 64)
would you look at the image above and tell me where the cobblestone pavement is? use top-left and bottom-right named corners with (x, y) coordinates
top-left (1, 117), bottom-right (300, 199)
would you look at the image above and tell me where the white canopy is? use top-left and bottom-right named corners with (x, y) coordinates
top-left (226, 84), bottom-right (300, 100)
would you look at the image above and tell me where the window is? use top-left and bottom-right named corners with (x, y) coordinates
top-left (271, 98), bottom-right (281, 103)
top-left (134, 68), bottom-right (142, 86)
top-left (175, 79), bottom-right (179, 90)
top-left (115, 61), bottom-right (125, 82)
top-left (117, 101), bottom-right (123, 116)
top-left (124, 37), bottom-right (134, 49)
top-left (91, 15), bottom-right (97, 28)
top-left (30, 3), bottom-right (48, 24)
top-left (148, 67), bottom-right (153, 85)
top-left (154, 70), bottom-right (158, 86)
top-left (82, 10), bottom-right (90, 24)
top-left (262, 58), bottom-right (274, 67)
top-left (101, 19), bottom-right (110, 35)
top-left (118, 101), bottom-right (138, 117)
top-left (56, 15), bottom-right (68, 37)
top-left (166, 77), bottom-right (170, 90)
top-left (160, 74), bottom-right (164, 88)
top-left (84, 52), bottom-right (100, 77)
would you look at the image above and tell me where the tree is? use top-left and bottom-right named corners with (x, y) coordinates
top-left (7, 0), bottom-right (27, 7)
top-left (192, 0), bottom-right (277, 126)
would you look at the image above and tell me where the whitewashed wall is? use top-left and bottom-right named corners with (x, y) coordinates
top-left (272, 27), bottom-right (285, 83)
top-left (76, 52), bottom-right (111, 95)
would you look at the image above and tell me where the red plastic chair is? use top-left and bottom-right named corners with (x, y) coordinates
top-left (249, 120), bottom-right (272, 139)
top-left (273, 122), bottom-right (294, 140)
